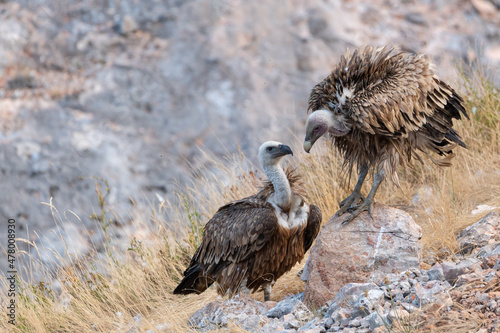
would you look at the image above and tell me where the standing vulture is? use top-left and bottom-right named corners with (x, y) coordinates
top-left (303, 45), bottom-right (468, 224)
top-left (174, 141), bottom-right (322, 301)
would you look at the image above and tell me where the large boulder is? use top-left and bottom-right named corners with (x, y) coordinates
top-left (302, 204), bottom-right (423, 307)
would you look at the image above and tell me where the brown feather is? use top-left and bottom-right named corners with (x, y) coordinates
top-left (308, 45), bottom-right (468, 185)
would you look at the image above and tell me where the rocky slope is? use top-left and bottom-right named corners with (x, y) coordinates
top-left (185, 211), bottom-right (500, 332)
top-left (1, 0), bottom-right (500, 276)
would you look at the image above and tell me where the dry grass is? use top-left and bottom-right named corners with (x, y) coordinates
top-left (1, 66), bottom-right (499, 332)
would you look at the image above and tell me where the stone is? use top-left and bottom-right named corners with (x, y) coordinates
top-left (387, 308), bottom-right (410, 325)
top-left (413, 281), bottom-right (452, 306)
top-left (266, 293), bottom-right (305, 318)
top-left (427, 263), bottom-right (445, 281)
top-left (351, 289), bottom-right (385, 318)
top-left (471, 0), bottom-right (498, 19)
top-left (331, 308), bottom-right (352, 325)
top-left (259, 320), bottom-right (286, 333)
top-left (297, 318), bottom-right (319, 331)
top-left (119, 15), bottom-right (139, 35)
top-left (298, 329), bottom-right (322, 333)
top-left (441, 259), bottom-right (482, 283)
top-left (349, 317), bottom-right (362, 327)
top-left (303, 204), bottom-right (422, 307)
top-left (324, 283), bottom-right (379, 318)
top-left (341, 328), bottom-right (356, 333)
top-left (367, 312), bottom-right (387, 331)
top-left (476, 293), bottom-right (491, 304)
top-left (458, 212), bottom-right (500, 254)
top-left (477, 243), bottom-right (500, 258)
top-left (324, 317), bottom-right (333, 329)
top-left (284, 317), bottom-right (301, 329)
top-left (188, 295), bottom-right (268, 331)
top-left (372, 327), bottom-right (388, 333)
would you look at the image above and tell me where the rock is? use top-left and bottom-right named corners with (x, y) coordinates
top-left (458, 212), bottom-right (500, 254)
top-left (387, 308), bottom-right (410, 323)
top-left (341, 328), bottom-right (356, 333)
top-left (477, 243), bottom-right (500, 258)
top-left (188, 295), bottom-right (268, 331)
top-left (441, 259), bottom-right (482, 284)
top-left (372, 327), bottom-right (388, 333)
top-left (400, 302), bottom-right (418, 313)
top-left (349, 317), bottom-right (362, 327)
top-left (471, 0), bottom-right (498, 19)
top-left (303, 204), bottom-right (422, 307)
top-left (298, 329), bottom-right (322, 333)
top-left (266, 293), bottom-right (305, 318)
top-left (297, 318), bottom-right (320, 331)
top-left (119, 15), bottom-right (139, 35)
top-left (476, 293), bottom-right (491, 304)
top-left (331, 308), bottom-right (352, 324)
top-left (324, 283), bottom-right (379, 318)
top-left (366, 312), bottom-right (387, 331)
top-left (427, 263), bottom-right (445, 281)
top-left (293, 302), bottom-right (314, 323)
top-left (351, 289), bottom-right (385, 318)
top-left (258, 319), bottom-right (286, 333)
top-left (413, 281), bottom-right (452, 306)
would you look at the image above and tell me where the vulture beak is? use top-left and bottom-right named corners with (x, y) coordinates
top-left (303, 140), bottom-right (312, 153)
top-left (278, 144), bottom-right (293, 157)
top-left (303, 134), bottom-right (314, 153)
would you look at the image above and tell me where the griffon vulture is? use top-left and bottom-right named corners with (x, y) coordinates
top-left (174, 141), bottom-right (322, 301)
top-left (304, 45), bottom-right (468, 223)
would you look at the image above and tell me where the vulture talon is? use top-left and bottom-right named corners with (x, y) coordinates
top-left (341, 197), bottom-right (374, 225)
top-left (338, 190), bottom-right (364, 215)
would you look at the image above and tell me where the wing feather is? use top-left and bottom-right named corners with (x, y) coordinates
top-left (193, 198), bottom-right (278, 272)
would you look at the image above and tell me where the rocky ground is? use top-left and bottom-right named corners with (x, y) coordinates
top-left (1, 0), bottom-right (500, 278)
top-left (180, 211), bottom-right (500, 332)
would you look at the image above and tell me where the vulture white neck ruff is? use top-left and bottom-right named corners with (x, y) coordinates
top-left (269, 196), bottom-right (309, 230)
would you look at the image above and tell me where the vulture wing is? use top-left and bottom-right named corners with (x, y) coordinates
top-left (174, 196), bottom-right (278, 295)
top-left (193, 197), bottom-right (278, 266)
top-left (335, 46), bottom-right (468, 142)
top-left (303, 204), bottom-right (322, 253)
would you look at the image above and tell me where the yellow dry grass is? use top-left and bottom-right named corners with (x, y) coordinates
top-left (1, 66), bottom-right (499, 333)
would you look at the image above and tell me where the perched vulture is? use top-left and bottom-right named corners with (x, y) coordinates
top-left (303, 45), bottom-right (468, 223)
top-left (173, 141), bottom-right (322, 301)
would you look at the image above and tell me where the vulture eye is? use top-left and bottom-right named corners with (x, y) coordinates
top-left (313, 126), bottom-right (320, 132)
top-left (266, 147), bottom-right (273, 152)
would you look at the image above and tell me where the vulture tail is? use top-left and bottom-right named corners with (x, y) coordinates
top-left (173, 264), bottom-right (214, 295)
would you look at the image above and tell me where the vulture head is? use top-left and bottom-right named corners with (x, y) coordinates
top-left (303, 110), bottom-right (352, 153)
top-left (258, 141), bottom-right (293, 168)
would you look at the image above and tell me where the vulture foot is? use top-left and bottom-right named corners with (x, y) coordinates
top-left (338, 190), bottom-right (364, 216)
top-left (341, 197), bottom-right (375, 225)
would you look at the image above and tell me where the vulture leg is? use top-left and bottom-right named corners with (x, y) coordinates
top-left (263, 282), bottom-right (273, 302)
top-left (338, 164), bottom-right (368, 216)
top-left (342, 168), bottom-right (385, 225)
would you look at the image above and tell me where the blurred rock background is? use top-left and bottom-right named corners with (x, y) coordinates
top-left (0, 0), bottom-right (499, 276)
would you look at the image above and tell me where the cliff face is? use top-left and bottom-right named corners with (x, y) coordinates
top-left (0, 0), bottom-right (499, 272)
